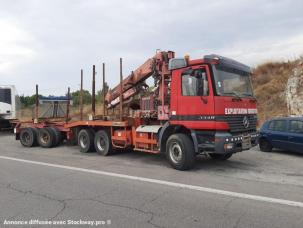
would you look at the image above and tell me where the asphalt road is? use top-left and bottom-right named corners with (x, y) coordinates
top-left (0, 131), bottom-right (303, 228)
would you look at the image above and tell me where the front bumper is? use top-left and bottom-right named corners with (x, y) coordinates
top-left (192, 131), bottom-right (259, 154)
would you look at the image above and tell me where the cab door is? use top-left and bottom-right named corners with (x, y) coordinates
top-left (171, 65), bottom-right (215, 130)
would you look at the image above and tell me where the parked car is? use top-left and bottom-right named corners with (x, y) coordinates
top-left (259, 117), bottom-right (303, 153)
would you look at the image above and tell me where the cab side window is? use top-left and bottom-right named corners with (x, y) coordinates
top-left (289, 120), bottom-right (303, 134)
top-left (268, 120), bottom-right (287, 132)
top-left (182, 69), bottom-right (209, 96)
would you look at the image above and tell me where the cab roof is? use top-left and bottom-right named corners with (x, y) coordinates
top-left (168, 54), bottom-right (251, 73)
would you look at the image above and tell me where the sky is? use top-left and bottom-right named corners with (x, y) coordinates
top-left (1, 0), bottom-right (303, 95)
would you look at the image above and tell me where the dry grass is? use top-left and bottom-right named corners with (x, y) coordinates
top-left (252, 59), bottom-right (299, 124)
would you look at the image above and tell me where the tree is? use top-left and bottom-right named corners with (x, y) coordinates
top-left (70, 90), bottom-right (92, 106)
top-left (19, 94), bottom-right (40, 107)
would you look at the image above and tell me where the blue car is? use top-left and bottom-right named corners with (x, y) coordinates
top-left (259, 117), bottom-right (303, 153)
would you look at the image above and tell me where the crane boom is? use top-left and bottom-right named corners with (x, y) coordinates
top-left (105, 51), bottom-right (175, 108)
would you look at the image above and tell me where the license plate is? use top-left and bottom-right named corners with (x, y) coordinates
top-left (242, 135), bottom-right (251, 149)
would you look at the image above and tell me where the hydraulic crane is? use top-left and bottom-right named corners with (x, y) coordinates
top-left (105, 50), bottom-right (175, 120)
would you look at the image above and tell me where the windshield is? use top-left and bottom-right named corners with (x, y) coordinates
top-left (213, 65), bottom-right (253, 97)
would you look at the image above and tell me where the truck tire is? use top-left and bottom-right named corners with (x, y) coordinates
top-left (48, 127), bottom-right (62, 147)
top-left (78, 129), bottom-right (95, 153)
top-left (259, 139), bottom-right (272, 152)
top-left (209, 153), bottom-right (233, 160)
top-left (20, 127), bottom-right (38, 147)
top-left (94, 130), bottom-right (112, 156)
top-left (166, 134), bottom-right (195, 170)
top-left (38, 128), bottom-right (55, 148)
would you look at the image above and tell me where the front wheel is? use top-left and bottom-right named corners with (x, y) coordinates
top-left (166, 134), bottom-right (195, 170)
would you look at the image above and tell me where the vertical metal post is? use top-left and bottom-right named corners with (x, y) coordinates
top-left (161, 71), bottom-right (165, 117)
top-left (80, 69), bottom-right (83, 121)
top-left (66, 87), bottom-right (70, 123)
top-left (92, 65), bottom-right (96, 117)
top-left (35, 84), bottom-right (39, 123)
top-left (119, 58), bottom-right (123, 121)
top-left (102, 62), bottom-right (106, 117)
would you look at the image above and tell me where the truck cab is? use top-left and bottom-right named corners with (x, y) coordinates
top-left (167, 55), bottom-right (258, 157)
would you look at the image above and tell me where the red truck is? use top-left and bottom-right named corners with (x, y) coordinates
top-left (15, 51), bottom-right (258, 170)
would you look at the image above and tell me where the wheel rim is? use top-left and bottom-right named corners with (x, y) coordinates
top-left (41, 132), bottom-right (50, 144)
top-left (21, 132), bottom-right (30, 144)
top-left (80, 134), bottom-right (88, 148)
top-left (169, 142), bottom-right (182, 163)
top-left (97, 136), bottom-right (106, 152)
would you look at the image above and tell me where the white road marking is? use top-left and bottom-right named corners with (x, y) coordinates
top-left (1, 155), bottom-right (303, 208)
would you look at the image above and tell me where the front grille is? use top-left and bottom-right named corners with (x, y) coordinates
top-left (216, 115), bottom-right (257, 133)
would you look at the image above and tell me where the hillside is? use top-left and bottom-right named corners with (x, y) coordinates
top-left (252, 57), bottom-right (303, 124)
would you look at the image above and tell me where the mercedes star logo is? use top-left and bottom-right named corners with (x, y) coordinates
top-left (243, 116), bottom-right (250, 128)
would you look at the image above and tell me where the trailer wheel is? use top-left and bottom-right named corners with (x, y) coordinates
top-left (38, 128), bottom-right (55, 148)
top-left (94, 130), bottom-right (112, 156)
top-left (48, 127), bottom-right (62, 147)
top-left (166, 134), bottom-right (195, 170)
top-left (78, 129), bottom-right (95, 153)
top-left (209, 153), bottom-right (233, 160)
top-left (20, 128), bottom-right (38, 147)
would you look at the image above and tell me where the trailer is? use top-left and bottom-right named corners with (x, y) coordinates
top-left (15, 51), bottom-right (258, 170)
